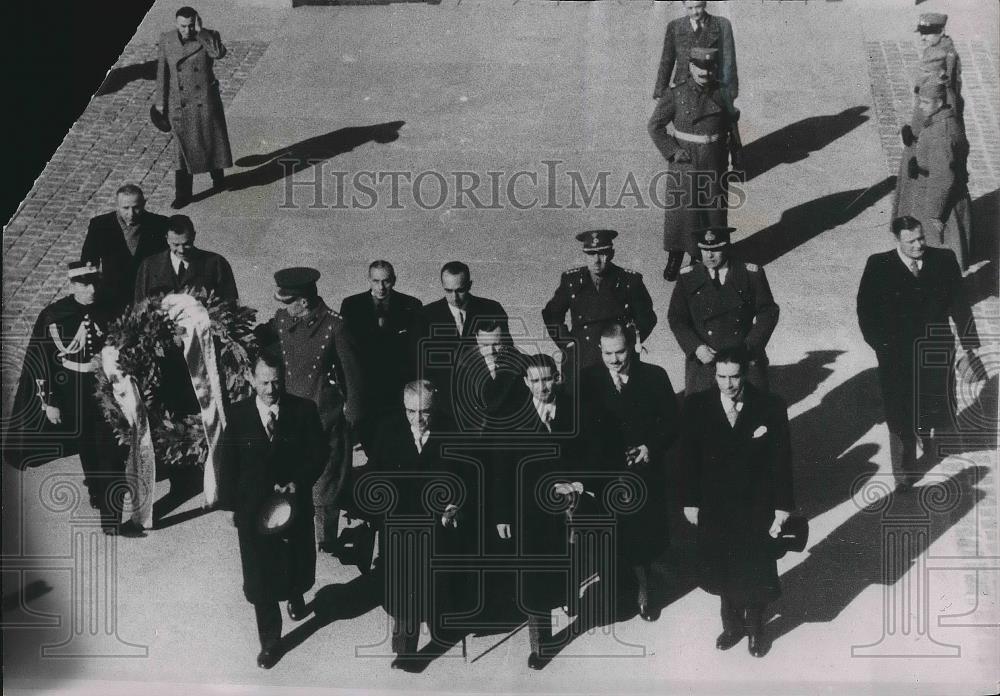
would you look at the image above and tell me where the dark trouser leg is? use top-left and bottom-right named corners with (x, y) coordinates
top-left (888, 428), bottom-right (919, 487)
top-left (634, 563), bottom-right (650, 607)
top-left (390, 612), bottom-right (419, 657)
top-left (720, 595), bottom-right (743, 635)
top-left (314, 416), bottom-right (352, 548)
top-left (254, 601), bottom-right (282, 650)
top-left (173, 169), bottom-right (193, 208)
top-left (210, 168), bottom-right (225, 187)
top-left (527, 614), bottom-right (552, 656)
top-left (744, 602), bottom-right (764, 638)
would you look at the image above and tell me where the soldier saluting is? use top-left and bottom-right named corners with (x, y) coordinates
top-left (667, 226), bottom-right (779, 395)
top-left (3, 262), bottom-right (128, 534)
top-left (542, 230), bottom-right (657, 378)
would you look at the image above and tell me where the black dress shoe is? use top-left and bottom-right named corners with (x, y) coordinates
top-left (527, 652), bottom-right (548, 670)
top-left (390, 656), bottom-right (421, 672)
top-left (715, 630), bottom-right (743, 651)
top-left (318, 540), bottom-right (341, 556)
top-left (287, 598), bottom-right (307, 621)
top-left (638, 603), bottom-right (661, 622)
top-left (257, 647), bottom-right (279, 669)
top-left (117, 521), bottom-right (147, 538)
top-left (747, 632), bottom-right (768, 657)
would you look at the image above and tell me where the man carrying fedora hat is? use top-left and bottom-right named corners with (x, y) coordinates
top-left (667, 226), bottom-right (778, 395)
top-left (255, 267), bottom-right (365, 558)
top-left (3, 262), bottom-right (129, 535)
top-left (543, 230), bottom-right (657, 381)
top-left (217, 350), bottom-right (328, 669)
top-left (680, 348), bottom-right (796, 658)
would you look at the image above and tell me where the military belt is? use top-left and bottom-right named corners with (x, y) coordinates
top-left (668, 125), bottom-right (722, 144)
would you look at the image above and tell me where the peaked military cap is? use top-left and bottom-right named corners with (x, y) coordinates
top-left (576, 229), bottom-right (618, 253)
top-left (695, 226), bottom-right (735, 250)
top-left (274, 267), bottom-right (320, 302)
top-left (67, 260), bottom-right (100, 283)
top-left (689, 47), bottom-right (719, 67)
top-left (916, 13), bottom-right (947, 34)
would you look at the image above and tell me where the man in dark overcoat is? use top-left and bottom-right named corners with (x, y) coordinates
top-left (857, 216), bottom-right (981, 488)
top-left (542, 230), bottom-right (657, 380)
top-left (218, 351), bottom-right (328, 669)
top-left (357, 380), bottom-right (471, 671)
top-left (257, 267), bottom-right (365, 555)
top-left (418, 261), bottom-right (511, 410)
top-left (667, 226), bottom-right (779, 395)
top-left (680, 349), bottom-right (795, 658)
top-left (81, 183), bottom-right (169, 315)
top-left (892, 81), bottom-right (973, 270)
top-left (339, 260), bottom-right (422, 448)
top-left (155, 6), bottom-right (234, 208)
top-left (653, 0), bottom-right (738, 110)
top-left (133, 214), bottom-right (238, 303)
top-left (488, 354), bottom-right (592, 670)
top-left (649, 47), bottom-right (738, 280)
top-left (3, 262), bottom-right (127, 534)
top-left (580, 323), bottom-right (679, 622)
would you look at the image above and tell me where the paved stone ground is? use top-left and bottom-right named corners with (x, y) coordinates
top-left (3, 1), bottom-right (1000, 694)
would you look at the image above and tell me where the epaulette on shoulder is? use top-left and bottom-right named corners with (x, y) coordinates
top-left (745, 263), bottom-right (760, 272)
top-left (563, 266), bottom-right (587, 276)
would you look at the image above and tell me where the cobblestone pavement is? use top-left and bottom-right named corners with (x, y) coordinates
top-left (1, 39), bottom-right (269, 405)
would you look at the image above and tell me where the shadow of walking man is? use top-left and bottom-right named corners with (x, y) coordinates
top-left (226, 121), bottom-right (405, 192)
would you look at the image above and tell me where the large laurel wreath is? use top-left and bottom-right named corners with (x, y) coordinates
top-left (94, 290), bottom-right (258, 469)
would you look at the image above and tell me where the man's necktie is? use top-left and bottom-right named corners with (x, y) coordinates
top-left (694, 19), bottom-right (703, 35)
top-left (725, 403), bottom-right (738, 427)
top-left (711, 270), bottom-right (722, 290)
top-left (177, 261), bottom-right (187, 285)
top-left (456, 309), bottom-right (466, 333)
top-left (265, 410), bottom-right (276, 441)
top-left (909, 260), bottom-right (920, 278)
top-left (612, 371), bottom-right (623, 393)
top-left (375, 301), bottom-right (387, 328)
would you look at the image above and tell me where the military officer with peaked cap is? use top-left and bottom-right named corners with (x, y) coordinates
top-left (543, 230), bottom-right (657, 380)
top-left (649, 46), bottom-right (739, 281)
top-left (256, 267), bottom-right (365, 554)
top-left (667, 227), bottom-right (778, 395)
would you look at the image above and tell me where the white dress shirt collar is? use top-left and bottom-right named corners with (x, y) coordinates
top-left (255, 398), bottom-right (279, 428)
top-left (411, 427), bottom-right (430, 452)
top-left (896, 248), bottom-right (923, 272)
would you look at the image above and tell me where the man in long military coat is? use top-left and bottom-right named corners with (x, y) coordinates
top-left (357, 380), bottom-right (470, 671)
top-left (649, 47), bottom-right (738, 280)
top-left (668, 227), bottom-right (779, 395)
top-left (911, 13), bottom-right (963, 123)
top-left (218, 351), bottom-right (327, 669)
top-left (133, 214), bottom-right (238, 303)
top-left (681, 349), bottom-right (795, 658)
top-left (339, 260), bottom-right (422, 449)
top-left (81, 183), bottom-right (169, 315)
top-left (155, 6), bottom-right (234, 209)
top-left (653, 0), bottom-right (738, 110)
top-left (257, 267), bottom-right (365, 555)
top-left (580, 323), bottom-right (679, 623)
top-left (892, 81), bottom-right (973, 270)
top-left (542, 230), bottom-right (657, 382)
top-left (3, 262), bottom-right (127, 534)
top-left (857, 216), bottom-right (981, 488)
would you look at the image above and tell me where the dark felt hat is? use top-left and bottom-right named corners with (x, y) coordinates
top-left (772, 515), bottom-right (809, 559)
top-left (257, 490), bottom-right (297, 536)
top-left (274, 267), bottom-right (320, 302)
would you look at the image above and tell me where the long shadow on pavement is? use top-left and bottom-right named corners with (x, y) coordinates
top-left (965, 188), bottom-right (999, 304)
top-left (769, 349), bottom-right (843, 412)
top-left (738, 106), bottom-right (870, 183)
top-left (279, 573), bottom-right (382, 656)
top-left (767, 466), bottom-right (988, 648)
top-left (96, 60), bottom-right (158, 97)
top-left (225, 121), bottom-right (406, 192)
top-left (732, 176), bottom-right (896, 267)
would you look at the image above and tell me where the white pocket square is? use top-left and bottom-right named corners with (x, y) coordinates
top-left (752, 425), bottom-right (768, 439)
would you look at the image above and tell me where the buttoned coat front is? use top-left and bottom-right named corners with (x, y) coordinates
top-left (667, 261), bottom-right (779, 394)
top-left (542, 264), bottom-right (657, 371)
top-left (156, 28), bottom-right (233, 173)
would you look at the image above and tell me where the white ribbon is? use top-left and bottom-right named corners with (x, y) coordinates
top-left (162, 293), bottom-right (227, 507)
top-left (101, 346), bottom-right (156, 529)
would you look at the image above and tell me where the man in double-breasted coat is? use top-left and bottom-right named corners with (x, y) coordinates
top-left (218, 351), bottom-right (328, 669)
top-left (155, 6), bottom-right (234, 208)
top-left (542, 230), bottom-right (657, 380)
top-left (653, 0), bottom-right (738, 110)
top-left (892, 81), bottom-right (973, 270)
top-left (81, 183), bottom-right (169, 315)
top-left (857, 216), bottom-right (981, 487)
top-left (668, 226), bottom-right (779, 395)
top-left (649, 47), bottom-right (738, 280)
top-left (257, 267), bottom-right (365, 555)
top-left (681, 349), bottom-right (795, 658)
top-left (580, 323), bottom-right (679, 623)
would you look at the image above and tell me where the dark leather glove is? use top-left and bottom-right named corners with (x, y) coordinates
top-left (908, 157), bottom-right (920, 179)
top-left (901, 124), bottom-right (915, 147)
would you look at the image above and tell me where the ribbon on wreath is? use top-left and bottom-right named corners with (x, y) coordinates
top-left (162, 293), bottom-right (227, 507)
top-left (100, 346), bottom-right (156, 529)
